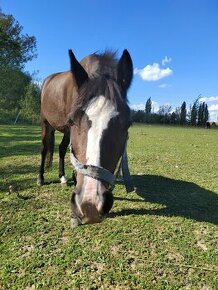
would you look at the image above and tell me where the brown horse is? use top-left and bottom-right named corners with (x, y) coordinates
top-left (38, 49), bottom-right (133, 226)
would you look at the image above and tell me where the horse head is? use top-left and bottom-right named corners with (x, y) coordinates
top-left (68, 49), bottom-right (133, 226)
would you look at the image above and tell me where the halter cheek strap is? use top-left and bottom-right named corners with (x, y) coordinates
top-left (69, 145), bottom-right (115, 187)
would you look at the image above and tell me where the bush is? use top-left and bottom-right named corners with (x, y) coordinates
top-left (20, 82), bottom-right (40, 124)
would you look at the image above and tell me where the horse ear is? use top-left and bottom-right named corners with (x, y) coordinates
top-left (117, 49), bottom-right (133, 94)
top-left (68, 49), bottom-right (89, 88)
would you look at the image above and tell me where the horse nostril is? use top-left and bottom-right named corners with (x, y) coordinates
top-left (71, 217), bottom-right (81, 228)
top-left (102, 190), bottom-right (114, 214)
top-left (80, 202), bottom-right (102, 224)
top-left (70, 192), bottom-right (84, 228)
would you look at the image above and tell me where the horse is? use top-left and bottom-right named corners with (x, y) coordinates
top-left (38, 49), bottom-right (133, 226)
top-left (206, 121), bottom-right (211, 129)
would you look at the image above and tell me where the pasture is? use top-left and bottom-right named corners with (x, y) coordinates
top-left (0, 124), bottom-right (218, 289)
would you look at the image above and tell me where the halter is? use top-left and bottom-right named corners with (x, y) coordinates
top-left (69, 144), bottom-right (115, 189)
top-left (69, 143), bottom-right (134, 193)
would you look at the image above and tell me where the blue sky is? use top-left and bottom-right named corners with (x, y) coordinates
top-left (2, 0), bottom-right (218, 120)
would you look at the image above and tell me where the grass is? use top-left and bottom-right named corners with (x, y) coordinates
top-left (0, 124), bottom-right (218, 289)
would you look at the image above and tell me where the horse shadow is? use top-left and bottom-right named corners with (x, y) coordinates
top-left (113, 175), bottom-right (218, 225)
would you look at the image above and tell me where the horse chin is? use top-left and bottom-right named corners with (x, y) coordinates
top-left (81, 217), bottom-right (102, 225)
top-left (70, 215), bottom-right (104, 228)
top-left (70, 205), bottom-right (103, 228)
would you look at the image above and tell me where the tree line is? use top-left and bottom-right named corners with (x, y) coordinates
top-left (0, 10), bottom-right (40, 124)
top-left (131, 97), bottom-right (209, 126)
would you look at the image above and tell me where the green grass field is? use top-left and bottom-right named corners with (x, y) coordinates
top-left (0, 124), bottom-right (218, 289)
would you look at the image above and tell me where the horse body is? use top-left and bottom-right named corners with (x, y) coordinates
top-left (38, 72), bottom-right (74, 186)
top-left (38, 49), bottom-right (133, 225)
top-left (41, 72), bottom-right (75, 130)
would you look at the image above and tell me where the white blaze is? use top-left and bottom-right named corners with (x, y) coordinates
top-left (85, 95), bottom-right (119, 165)
top-left (82, 95), bottom-right (119, 203)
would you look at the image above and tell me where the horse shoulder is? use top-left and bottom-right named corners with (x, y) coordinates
top-left (41, 71), bottom-right (77, 129)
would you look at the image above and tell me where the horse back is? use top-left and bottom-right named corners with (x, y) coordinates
top-left (41, 71), bottom-right (77, 132)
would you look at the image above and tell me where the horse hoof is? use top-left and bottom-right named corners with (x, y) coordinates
top-left (37, 177), bottom-right (44, 186)
top-left (60, 176), bottom-right (67, 184)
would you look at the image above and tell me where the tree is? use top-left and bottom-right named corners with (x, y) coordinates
top-left (190, 98), bottom-right (199, 125)
top-left (0, 10), bottom-right (37, 111)
top-left (158, 104), bottom-right (172, 116)
top-left (180, 101), bottom-right (186, 125)
top-left (198, 103), bottom-right (204, 125)
top-left (0, 68), bottom-right (31, 110)
top-left (170, 107), bottom-right (180, 124)
top-left (170, 112), bottom-right (177, 124)
top-left (198, 102), bottom-right (209, 125)
top-left (20, 82), bottom-right (40, 123)
top-left (0, 11), bottom-right (37, 69)
top-left (131, 110), bottom-right (145, 123)
top-left (203, 103), bottom-right (209, 124)
top-left (145, 97), bottom-right (152, 114)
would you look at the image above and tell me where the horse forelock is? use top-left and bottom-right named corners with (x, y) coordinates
top-left (69, 77), bottom-right (127, 124)
top-left (81, 50), bottom-right (117, 78)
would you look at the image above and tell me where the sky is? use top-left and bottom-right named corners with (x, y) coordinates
top-left (1, 0), bottom-right (218, 121)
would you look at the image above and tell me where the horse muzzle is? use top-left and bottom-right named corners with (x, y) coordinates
top-left (70, 206), bottom-right (104, 228)
top-left (70, 188), bottom-right (113, 227)
top-left (70, 192), bottom-right (105, 227)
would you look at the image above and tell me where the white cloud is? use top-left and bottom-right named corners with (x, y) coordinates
top-left (151, 101), bottom-right (159, 113)
top-left (131, 103), bottom-right (145, 111)
top-left (162, 56), bottom-right (172, 65)
top-left (158, 83), bottom-right (172, 89)
top-left (199, 96), bottom-right (218, 103)
top-left (207, 104), bottom-right (218, 121)
top-left (208, 104), bottom-right (218, 112)
top-left (134, 63), bottom-right (173, 81)
top-left (210, 111), bottom-right (217, 116)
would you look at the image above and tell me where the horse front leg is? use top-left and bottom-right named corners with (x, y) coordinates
top-left (59, 133), bottom-right (70, 184)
